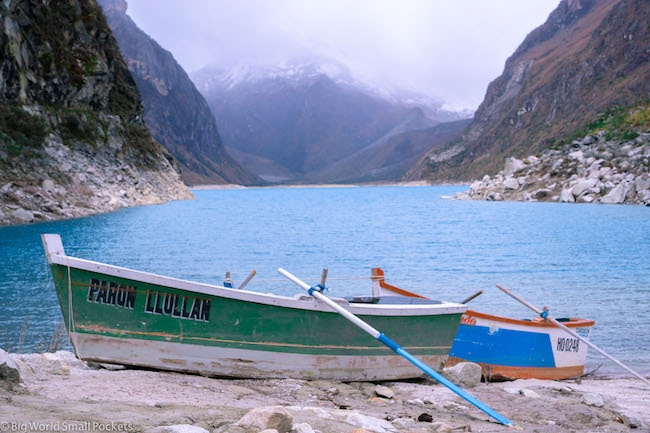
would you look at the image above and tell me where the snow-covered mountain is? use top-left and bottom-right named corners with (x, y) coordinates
top-left (191, 61), bottom-right (471, 182)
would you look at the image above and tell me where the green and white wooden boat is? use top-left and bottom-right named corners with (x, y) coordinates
top-left (42, 234), bottom-right (466, 380)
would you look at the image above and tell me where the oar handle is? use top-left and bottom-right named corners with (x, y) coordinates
top-left (278, 268), bottom-right (310, 290)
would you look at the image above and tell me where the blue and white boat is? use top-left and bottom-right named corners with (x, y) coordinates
top-left (370, 268), bottom-right (594, 381)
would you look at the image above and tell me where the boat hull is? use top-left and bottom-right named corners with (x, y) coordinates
top-left (370, 267), bottom-right (595, 381)
top-left (72, 332), bottom-right (448, 380)
top-left (43, 235), bottom-right (465, 380)
top-left (449, 311), bottom-right (595, 381)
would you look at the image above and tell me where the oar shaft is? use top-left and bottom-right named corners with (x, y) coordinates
top-left (496, 284), bottom-right (543, 314)
top-left (237, 270), bottom-right (256, 290)
top-left (461, 290), bottom-right (483, 304)
top-left (279, 268), bottom-right (514, 427)
top-left (496, 284), bottom-right (650, 386)
top-left (278, 268), bottom-right (380, 338)
top-left (377, 333), bottom-right (514, 427)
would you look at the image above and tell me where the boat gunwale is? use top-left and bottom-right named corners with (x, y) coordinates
top-left (49, 253), bottom-right (467, 317)
top-left (465, 310), bottom-right (595, 328)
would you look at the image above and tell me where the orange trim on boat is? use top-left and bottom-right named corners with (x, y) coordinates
top-left (372, 268), bottom-right (428, 299)
top-left (446, 356), bottom-right (585, 381)
top-left (464, 310), bottom-right (595, 328)
top-left (489, 364), bottom-right (585, 381)
top-left (372, 268), bottom-right (595, 328)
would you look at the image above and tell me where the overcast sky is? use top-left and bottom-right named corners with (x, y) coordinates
top-left (127, 0), bottom-right (561, 111)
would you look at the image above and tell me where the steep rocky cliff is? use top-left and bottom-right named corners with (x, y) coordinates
top-left (408, 0), bottom-right (649, 183)
top-left (98, 0), bottom-right (261, 186)
top-left (0, 0), bottom-right (193, 226)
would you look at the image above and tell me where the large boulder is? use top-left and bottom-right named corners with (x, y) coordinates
top-left (532, 189), bottom-right (551, 200)
top-left (442, 362), bottom-right (482, 387)
top-left (635, 176), bottom-right (650, 195)
top-left (503, 177), bottom-right (519, 190)
top-left (0, 349), bottom-right (20, 390)
top-left (504, 157), bottom-right (526, 176)
top-left (568, 150), bottom-right (585, 164)
top-left (235, 406), bottom-right (294, 433)
top-left (582, 135), bottom-right (595, 145)
top-left (559, 188), bottom-right (575, 203)
top-left (12, 208), bottom-right (34, 223)
top-left (14, 351), bottom-right (86, 376)
top-left (571, 178), bottom-right (598, 197)
top-left (601, 182), bottom-right (630, 204)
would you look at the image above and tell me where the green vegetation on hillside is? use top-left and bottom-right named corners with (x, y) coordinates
top-left (0, 105), bottom-right (47, 157)
top-left (552, 101), bottom-right (650, 149)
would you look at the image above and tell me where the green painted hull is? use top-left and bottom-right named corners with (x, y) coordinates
top-left (44, 235), bottom-right (465, 380)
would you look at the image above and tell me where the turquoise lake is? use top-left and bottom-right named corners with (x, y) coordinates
top-left (1, 185), bottom-right (649, 377)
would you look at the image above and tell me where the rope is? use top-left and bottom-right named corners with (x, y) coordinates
top-left (540, 307), bottom-right (550, 320)
top-left (307, 284), bottom-right (328, 296)
top-left (229, 276), bottom-right (380, 282)
top-left (67, 266), bottom-right (82, 358)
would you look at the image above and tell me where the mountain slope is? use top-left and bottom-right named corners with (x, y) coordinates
top-left (408, 0), bottom-right (649, 182)
top-left (0, 0), bottom-right (192, 226)
top-left (192, 63), bottom-right (469, 183)
top-left (309, 114), bottom-right (471, 183)
top-left (99, 0), bottom-right (261, 186)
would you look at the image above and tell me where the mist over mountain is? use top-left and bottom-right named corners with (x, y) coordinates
top-left (192, 62), bottom-right (470, 182)
top-left (407, 0), bottom-right (649, 183)
top-left (99, 0), bottom-right (261, 186)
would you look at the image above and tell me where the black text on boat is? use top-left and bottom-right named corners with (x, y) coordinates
top-left (87, 279), bottom-right (136, 309)
top-left (144, 290), bottom-right (211, 322)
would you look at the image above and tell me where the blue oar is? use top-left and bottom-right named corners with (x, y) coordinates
top-left (278, 268), bottom-right (515, 427)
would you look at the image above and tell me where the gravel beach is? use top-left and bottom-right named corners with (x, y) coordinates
top-left (0, 351), bottom-right (648, 433)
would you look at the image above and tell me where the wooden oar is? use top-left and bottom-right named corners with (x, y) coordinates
top-left (278, 268), bottom-right (515, 427)
top-left (461, 290), bottom-right (483, 304)
top-left (237, 270), bottom-right (256, 290)
top-left (496, 284), bottom-right (650, 386)
top-left (320, 268), bottom-right (328, 286)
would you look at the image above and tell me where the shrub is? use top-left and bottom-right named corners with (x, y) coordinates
top-left (0, 105), bottom-right (47, 156)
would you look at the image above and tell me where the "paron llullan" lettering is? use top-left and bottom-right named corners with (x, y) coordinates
top-left (87, 279), bottom-right (136, 309)
top-left (144, 290), bottom-right (210, 322)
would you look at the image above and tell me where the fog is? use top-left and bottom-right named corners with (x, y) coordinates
top-left (127, 0), bottom-right (560, 111)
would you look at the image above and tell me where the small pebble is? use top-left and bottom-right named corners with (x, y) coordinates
top-left (374, 384), bottom-right (394, 399)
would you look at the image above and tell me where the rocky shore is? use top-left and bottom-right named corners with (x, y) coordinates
top-left (0, 0), bottom-right (193, 227)
top-left (0, 106), bottom-right (193, 227)
top-left (455, 131), bottom-right (650, 205)
top-left (1, 350), bottom-right (648, 433)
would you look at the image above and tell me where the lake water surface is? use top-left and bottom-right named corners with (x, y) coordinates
top-left (1, 185), bottom-right (649, 376)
